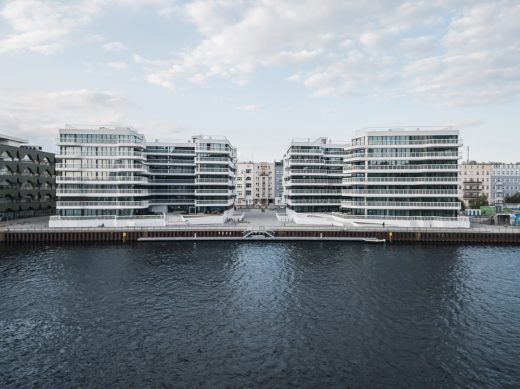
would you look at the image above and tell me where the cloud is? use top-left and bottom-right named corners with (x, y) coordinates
top-left (107, 61), bottom-right (128, 69)
top-left (103, 41), bottom-right (127, 51)
top-left (0, 0), bottom-right (175, 54)
top-left (137, 0), bottom-right (520, 106)
top-left (237, 104), bottom-right (261, 111)
top-left (0, 0), bottom-right (87, 54)
top-left (0, 89), bottom-right (130, 147)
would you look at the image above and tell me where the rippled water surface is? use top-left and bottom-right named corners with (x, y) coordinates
top-left (1, 243), bottom-right (520, 387)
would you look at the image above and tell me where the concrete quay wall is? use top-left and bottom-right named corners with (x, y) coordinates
top-left (1, 227), bottom-right (520, 244)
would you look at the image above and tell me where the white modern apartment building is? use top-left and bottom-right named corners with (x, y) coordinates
top-left (52, 126), bottom-right (236, 227)
top-left (236, 162), bottom-right (275, 207)
top-left (340, 127), bottom-right (468, 228)
top-left (491, 163), bottom-right (520, 205)
top-left (283, 137), bottom-right (345, 212)
top-left (193, 135), bottom-right (237, 211)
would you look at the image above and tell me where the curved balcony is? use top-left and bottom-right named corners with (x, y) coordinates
top-left (345, 164), bottom-right (459, 173)
top-left (148, 189), bottom-right (195, 195)
top-left (144, 150), bottom-right (195, 156)
top-left (340, 201), bottom-right (461, 210)
top-left (286, 189), bottom-right (342, 195)
top-left (146, 169), bottom-right (195, 176)
top-left (146, 179), bottom-right (196, 185)
top-left (56, 152), bottom-right (145, 160)
top-left (56, 176), bottom-right (149, 184)
top-left (195, 178), bottom-right (233, 186)
top-left (342, 189), bottom-right (459, 197)
top-left (57, 139), bottom-right (145, 147)
top-left (288, 169), bottom-right (344, 176)
top-left (195, 199), bottom-right (234, 206)
top-left (56, 163), bottom-right (148, 172)
top-left (286, 198), bottom-right (340, 205)
top-left (195, 157), bottom-right (233, 164)
top-left (342, 177), bottom-right (458, 185)
top-left (347, 139), bottom-right (463, 149)
top-left (284, 179), bottom-right (343, 186)
top-left (345, 152), bottom-right (463, 161)
top-left (57, 188), bottom-right (149, 197)
top-left (287, 149), bottom-right (323, 156)
top-left (287, 159), bottom-right (325, 166)
top-left (148, 199), bottom-right (195, 205)
top-left (195, 167), bottom-right (232, 175)
top-left (57, 200), bottom-right (149, 209)
top-left (144, 160), bottom-right (195, 166)
top-left (195, 189), bottom-right (235, 195)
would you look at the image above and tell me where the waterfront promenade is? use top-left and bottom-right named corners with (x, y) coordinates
top-left (1, 209), bottom-right (520, 244)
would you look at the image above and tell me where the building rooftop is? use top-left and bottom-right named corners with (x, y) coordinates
top-left (290, 137), bottom-right (347, 147)
top-left (59, 125), bottom-right (141, 136)
top-left (0, 133), bottom-right (28, 146)
top-left (355, 126), bottom-right (459, 136)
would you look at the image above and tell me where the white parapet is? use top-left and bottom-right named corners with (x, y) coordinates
top-left (331, 213), bottom-right (471, 229)
top-left (49, 215), bottom-right (166, 228)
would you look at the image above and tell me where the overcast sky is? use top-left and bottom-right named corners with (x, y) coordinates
top-left (0, 0), bottom-right (519, 162)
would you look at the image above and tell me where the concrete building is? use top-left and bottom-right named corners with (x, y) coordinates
top-left (458, 162), bottom-right (492, 207)
top-left (0, 133), bottom-right (56, 221)
top-left (236, 161), bottom-right (275, 207)
top-left (52, 126), bottom-right (236, 227)
top-left (283, 137), bottom-right (345, 212)
top-left (341, 127), bottom-right (467, 228)
top-left (491, 163), bottom-right (520, 205)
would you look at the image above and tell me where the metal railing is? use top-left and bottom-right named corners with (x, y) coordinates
top-left (195, 199), bottom-right (234, 205)
top-left (57, 189), bottom-right (149, 195)
top-left (195, 189), bottom-right (232, 194)
top-left (147, 169), bottom-right (195, 174)
top-left (285, 179), bottom-right (343, 185)
top-left (196, 168), bottom-right (231, 173)
top-left (57, 152), bottom-right (144, 157)
top-left (289, 169), bottom-right (344, 174)
top-left (49, 215), bottom-right (164, 221)
top-left (331, 212), bottom-right (468, 222)
top-left (196, 157), bottom-right (232, 162)
top-left (57, 201), bottom-right (149, 207)
top-left (57, 138), bottom-right (144, 145)
top-left (196, 178), bottom-right (231, 183)
top-left (342, 189), bottom-right (459, 195)
top-left (148, 179), bottom-right (195, 184)
top-left (288, 189), bottom-right (342, 194)
top-left (343, 177), bottom-right (458, 183)
top-left (56, 163), bottom-right (148, 171)
top-left (56, 176), bottom-right (148, 182)
top-left (341, 201), bottom-right (461, 208)
top-left (287, 199), bottom-right (340, 204)
top-left (350, 139), bottom-right (463, 146)
top-left (346, 164), bottom-right (459, 171)
top-left (345, 152), bottom-right (462, 159)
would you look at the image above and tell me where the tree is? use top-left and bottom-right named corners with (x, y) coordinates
top-left (505, 192), bottom-right (520, 203)
top-left (469, 194), bottom-right (489, 209)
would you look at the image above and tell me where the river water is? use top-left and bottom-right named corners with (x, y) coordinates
top-left (1, 243), bottom-right (519, 387)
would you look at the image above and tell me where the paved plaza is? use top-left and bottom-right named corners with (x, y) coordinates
top-left (233, 208), bottom-right (291, 227)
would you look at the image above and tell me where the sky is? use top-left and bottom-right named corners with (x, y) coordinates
top-left (0, 0), bottom-right (519, 162)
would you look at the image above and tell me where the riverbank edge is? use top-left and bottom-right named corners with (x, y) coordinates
top-left (1, 227), bottom-right (520, 244)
